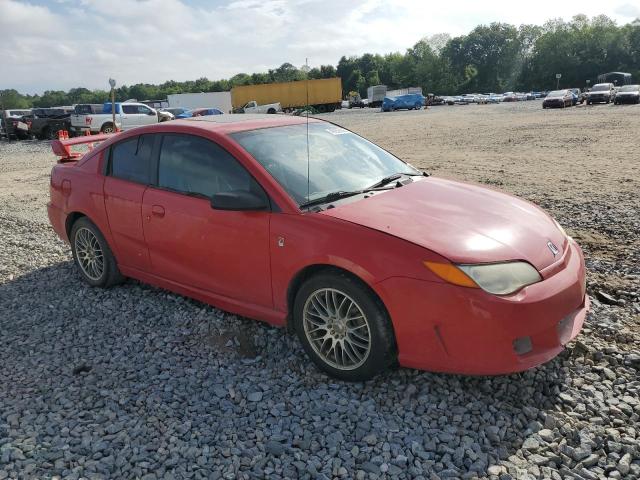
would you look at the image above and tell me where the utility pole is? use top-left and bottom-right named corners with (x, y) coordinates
top-left (109, 78), bottom-right (116, 133)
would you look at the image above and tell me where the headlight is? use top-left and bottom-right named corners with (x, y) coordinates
top-left (424, 260), bottom-right (542, 295)
top-left (458, 262), bottom-right (541, 295)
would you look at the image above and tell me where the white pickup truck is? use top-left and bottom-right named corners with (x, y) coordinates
top-left (70, 102), bottom-right (160, 134)
top-left (239, 100), bottom-right (282, 114)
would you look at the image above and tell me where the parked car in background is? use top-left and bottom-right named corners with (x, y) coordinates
top-left (47, 114), bottom-right (588, 381)
top-left (1, 109), bottom-right (32, 140)
top-left (381, 94), bottom-right (425, 111)
top-left (503, 93), bottom-right (518, 102)
top-left (586, 83), bottom-right (615, 105)
top-left (234, 100), bottom-right (281, 114)
top-left (160, 107), bottom-right (189, 118)
top-left (71, 102), bottom-right (160, 135)
top-left (27, 108), bottom-right (74, 140)
top-left (157, 110), bottom-right (174, 122)
top-left (613, 84), bottom-right (640, 104)
top-left (568, 88), bottom-right (582, 105)
top-left (459, 94), bottom-right (478, 103)
top-left (542, 90), bottom-right (573, 108)
top-left (175, 108), bottom-right (224, 119)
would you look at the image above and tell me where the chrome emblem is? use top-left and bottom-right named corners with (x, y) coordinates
top-left (547, 241), bottom-right (559, 257)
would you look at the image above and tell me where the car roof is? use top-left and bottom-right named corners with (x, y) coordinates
top-left (176, 113), bottom-right (323, 134)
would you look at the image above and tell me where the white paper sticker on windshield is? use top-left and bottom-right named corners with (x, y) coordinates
top-left (325, 127), bottom-right (349, 135)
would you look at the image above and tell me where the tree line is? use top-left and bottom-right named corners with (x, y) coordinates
top-left (1, 14), bottom-right (638, 109)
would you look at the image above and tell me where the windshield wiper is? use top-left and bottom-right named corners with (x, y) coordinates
top-left (299, 190), bottom-right (364, 209)
top-left (367, 171), bottom-right (423, 189)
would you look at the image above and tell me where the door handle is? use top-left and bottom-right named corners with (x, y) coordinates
top-left (152, 205), bottom-right (165, 217)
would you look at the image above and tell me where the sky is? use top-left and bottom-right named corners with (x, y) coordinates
top-left (1, 0), bottom-right (639, 94)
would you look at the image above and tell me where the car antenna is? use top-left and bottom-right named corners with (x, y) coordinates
top-left (306, 57), bottom-right (310, 204)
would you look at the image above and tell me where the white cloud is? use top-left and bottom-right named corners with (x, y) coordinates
top-left (0, 0), bottom-right (637, 94)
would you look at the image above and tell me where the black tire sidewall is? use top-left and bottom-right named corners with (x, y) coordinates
top-left (70, 217), bottom-right (120, 287)
top-left (293, 272), bottom-right (396, 381)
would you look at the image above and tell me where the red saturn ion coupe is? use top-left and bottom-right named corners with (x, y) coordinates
top-left (48, 115), bottom-right (589, 381)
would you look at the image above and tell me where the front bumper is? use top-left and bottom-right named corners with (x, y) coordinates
top-left (616, 95), bottom-right (639, 104)
top-left (543, 100), bottom-right (565, 107)
top-left (588, 95), bottom-right (609, 103)
top-left (376, 238), bottom-right (588, 375)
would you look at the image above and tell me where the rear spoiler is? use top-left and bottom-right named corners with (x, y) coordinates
top-left (51, 133), bottom-right (114, 161)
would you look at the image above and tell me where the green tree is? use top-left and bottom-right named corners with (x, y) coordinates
top-left (0, 89), bottom-right (30, 109)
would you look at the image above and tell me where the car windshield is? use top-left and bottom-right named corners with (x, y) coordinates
top-left (232, 123), bottom-right (420, 206)
top-left (8, 110), bottom-right (31, 117)
top-left (592, 85), bottom-right (609, 91)
top-left (619, 85), bottom-right (639, 92)
top-left (547, 90), bottom-right (565, 97)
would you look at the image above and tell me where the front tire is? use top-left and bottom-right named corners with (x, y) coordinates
top-left (70, 217), bottom-right (124, 288)
top-left (293, 271), bottom-right (396, 381)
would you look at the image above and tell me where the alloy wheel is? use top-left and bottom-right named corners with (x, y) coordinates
top-left (75, 227), bottom-right (104, 281)
top-left (302, 288), bottom-right (372, 370)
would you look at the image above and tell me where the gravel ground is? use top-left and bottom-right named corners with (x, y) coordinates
top-left (0, 101), bottom-right (638, 479)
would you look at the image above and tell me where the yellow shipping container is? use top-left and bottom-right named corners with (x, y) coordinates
top-left (231, 78), bottom-right (342, 112)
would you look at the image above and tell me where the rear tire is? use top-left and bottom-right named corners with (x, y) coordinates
top-left (70, 217), bottom-right (124, 288)
top-left (44, 127), bottom-right (58, 140)
top-left (293, 271), bottom-right (396, 381)
top-left (101, 123), bottom-right (115, 134)
top-left (267, 108), bottom-right (276, 114)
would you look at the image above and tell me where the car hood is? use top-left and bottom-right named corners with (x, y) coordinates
top-left (321, 177), bottom-right (566, 271)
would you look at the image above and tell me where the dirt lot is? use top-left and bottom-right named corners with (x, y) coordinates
top-left (0, 101), bottom-right (638, 479)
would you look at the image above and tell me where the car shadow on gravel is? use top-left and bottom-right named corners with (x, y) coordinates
top-left (0, 261), bottom-right (577, 479)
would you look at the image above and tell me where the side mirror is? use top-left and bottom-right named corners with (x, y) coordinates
top-left (210, 190), bottom-right (269, 211)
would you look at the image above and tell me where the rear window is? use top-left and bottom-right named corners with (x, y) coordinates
top-left (74, 104), bottom-right (102, 115)
top-left (109, 135), bottom-right (153, 184)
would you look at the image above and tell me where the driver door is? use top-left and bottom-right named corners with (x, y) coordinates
top-left (142, 133), bottom-right (273, 308)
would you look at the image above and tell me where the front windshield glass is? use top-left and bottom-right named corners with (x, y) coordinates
top-left (232, 123), bottom-right (420, 206)
top-left (547, 90), bottom-right (565, 97)
top-left (619, 85), bottom-right (639, 92)
top-left (592, 85), bottom-right (609, 91)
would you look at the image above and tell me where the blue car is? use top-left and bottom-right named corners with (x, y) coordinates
top-left (381, 94), bottom-right (425, 112)
top-left (176, 107), bottom-right (224, 119)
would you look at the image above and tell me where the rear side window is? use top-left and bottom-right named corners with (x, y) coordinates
top-left (158, 134), bottom-right (257, 198)
top-left (122, 105), bottom-right (139, 114)
top-left (109, 135), bottom-right (153, 184)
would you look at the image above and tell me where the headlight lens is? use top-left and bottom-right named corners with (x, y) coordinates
top-left (457, 262), bottom-right (542, 295)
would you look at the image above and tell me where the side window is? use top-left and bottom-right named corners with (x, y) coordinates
top-left (137, 105), bottom-right (152, 114)
top-left (158, 134), bottom-right (258, 198)
top-left (122, 105), bottom-right (138, 114)
top-left (109, 135), bottom-right (153, 184)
